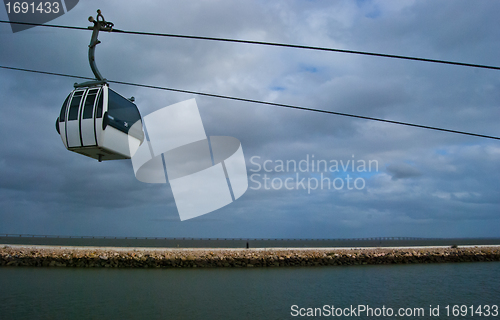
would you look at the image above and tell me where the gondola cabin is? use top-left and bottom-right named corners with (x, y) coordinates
top-left (56, 84), bottom-right (144, 161)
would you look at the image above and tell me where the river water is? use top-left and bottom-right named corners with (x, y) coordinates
top-left (1, 262), bottom-right (499, 319)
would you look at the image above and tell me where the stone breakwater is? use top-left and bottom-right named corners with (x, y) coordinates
top-left (1, 246), bottom-right (499, 268)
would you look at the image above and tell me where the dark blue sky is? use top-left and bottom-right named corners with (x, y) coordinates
top-left (0, 0), bottom-right (499, 238)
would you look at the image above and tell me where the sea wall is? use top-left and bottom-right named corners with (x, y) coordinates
top-left (1, 246), bottom-right (499, 268)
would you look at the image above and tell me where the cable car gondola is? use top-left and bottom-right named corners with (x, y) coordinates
top-left (56, 10), bottom-right (144, 161)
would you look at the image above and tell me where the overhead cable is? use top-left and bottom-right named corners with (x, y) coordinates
top-left (1, 65), bottom-right (498, 141)
top-left (1, 20), bottom-right (500, 71)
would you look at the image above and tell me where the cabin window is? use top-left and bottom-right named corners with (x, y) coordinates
top-left (82, 89), bottom-right (99, 119)
top-left (107, 89), bottom-right (141, 133)
top-left (59, 94), bottom-right (70, 122)
top-left (95, 91), bottom-right (103, 118)
top-left (68, 91), bottom-right (84, 121)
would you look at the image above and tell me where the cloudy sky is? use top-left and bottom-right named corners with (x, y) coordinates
top-left (0, 0), bottom-right (499, 239)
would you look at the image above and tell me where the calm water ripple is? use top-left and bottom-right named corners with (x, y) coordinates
top-left (1, 262), bottom-right (499, 319)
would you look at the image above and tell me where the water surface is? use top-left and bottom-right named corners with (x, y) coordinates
top-left (1, 262), bottom-right (499, 319)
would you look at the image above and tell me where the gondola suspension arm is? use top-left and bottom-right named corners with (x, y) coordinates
top-left (75, 9), bottom-right (114, 88)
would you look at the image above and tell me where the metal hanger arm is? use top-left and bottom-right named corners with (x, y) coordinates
top-left (87, 9), bottom-right (113, 82)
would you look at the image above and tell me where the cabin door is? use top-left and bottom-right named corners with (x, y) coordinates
top-left (80, 88), bottom-right (99, 146)
top-left (66, 90), bottom-right (84, 148)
